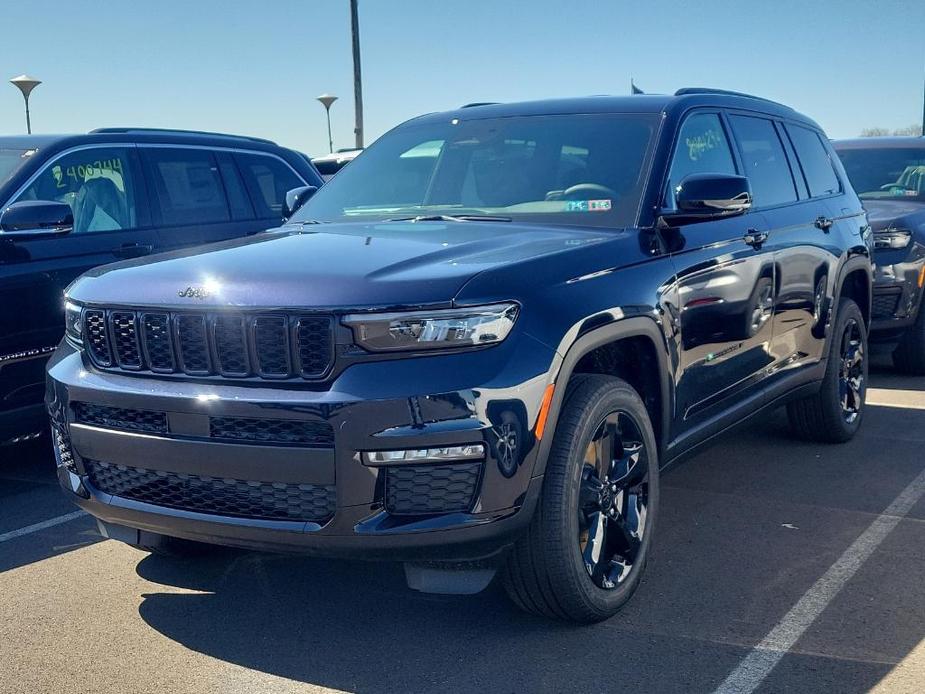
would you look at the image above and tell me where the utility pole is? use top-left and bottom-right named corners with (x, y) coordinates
top-left (350, 0), bottom-right (364, 149)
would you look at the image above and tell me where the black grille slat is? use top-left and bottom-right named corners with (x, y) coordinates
top-left (214, 315), bottom-right (249, 376)
top-left (253, 316), bottom-right (290, 376)
top-left (73, 403), bottom-right (168, 433)
top-left (210, 416), bottom-right (334, 447)
top-left (83, 309), bottom-right (333, 380)
top-left (384, 462), bottom-right (482, 516)
top-left (176, 314), bottom-right (211, 374)
top-left (110, 311), bottom-right (142, 368)
top-left (297, 317), bottom-right (334, 377)
top-left (85, 310), bottom-right (113, 367)
top-left (85, 460), bottom-right (335, 522)
top-left (141, 313), bottom-right (175, 372)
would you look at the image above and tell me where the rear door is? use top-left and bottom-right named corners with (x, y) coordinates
top-left (665, 111), bottom-right (776, 434)
top-left (0, 144), bottom-right (154, 417)
top-left (141, 146), bottom-right (257, 253)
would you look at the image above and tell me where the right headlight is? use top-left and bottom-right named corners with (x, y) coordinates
top-left (64, 300), bottom-right (83, 345)
top-left (343, 302), bottom-right (519, 352)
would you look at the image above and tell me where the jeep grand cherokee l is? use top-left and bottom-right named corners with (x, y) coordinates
top-left (47, 90), bottom-right (872, 623)
top-left (834, 137), bottom-right (925, 373)
top-left (0, 128), bottom-right (322, 445)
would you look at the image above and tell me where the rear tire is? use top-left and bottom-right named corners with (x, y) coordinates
top-left (892, 302), bottom-right (925, 375)
top-left (787, 297), bottom-right (867, 443)
top-left (502, 375), bottom-right (659, 623)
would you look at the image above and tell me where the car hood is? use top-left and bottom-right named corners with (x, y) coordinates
top-left (68, 221), bottom-right (613, 309)
top-left (862, 198), bottom-right (925, 231)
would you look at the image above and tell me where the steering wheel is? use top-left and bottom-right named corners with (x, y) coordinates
top-left (561, 183), bottom-right (618, 201)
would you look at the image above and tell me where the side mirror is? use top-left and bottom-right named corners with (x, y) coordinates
top-left (0, 200), bottom-right (74, 238)
top-left (660, 173), bottom-right (752, 225)
top-left (282, 185), bottom-right (318, 220)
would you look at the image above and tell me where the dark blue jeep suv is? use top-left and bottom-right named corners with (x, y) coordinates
top-left (47, 91), bottom-right (872, 622)
top-left (0, 128), bottom-right (322, 444)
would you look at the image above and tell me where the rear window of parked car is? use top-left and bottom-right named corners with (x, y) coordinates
top-left (728, 115), bottom-right (797, 207)
top-left (145, 148), bottom-right (230, 225)
top-left (786, 125), bottom-right (840, 198)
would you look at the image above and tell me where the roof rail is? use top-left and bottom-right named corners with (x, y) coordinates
top-left (460, 102), bottom-right (499, 108)
top-left (673, 88), bottom-right (786, 107)
top-left (89, 127), bottom-right (276, 145)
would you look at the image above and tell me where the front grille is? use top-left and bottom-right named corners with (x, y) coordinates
top-left (53, 425), bottom-right (77, 473)
top-left (73, 403), bottom-right (167, 434)
top-left (384, 462), bottom-right (482, 516)
top-left (872, 292), bottom-right (900, 319)
top-left (210, 416), bottom-right (334, 446)
top-left (81, 309), bottom-right (334, 380)
top-left (85, 460), bottom-right (336, 522)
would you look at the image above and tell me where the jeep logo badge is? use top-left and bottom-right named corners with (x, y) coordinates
top-left (178, 286), bottom-right (211, 299)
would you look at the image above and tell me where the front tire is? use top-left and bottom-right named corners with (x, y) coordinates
top-left (787, 297), bottom-right (868, 443)
top-left (503, 375), bottom-right (659, 623)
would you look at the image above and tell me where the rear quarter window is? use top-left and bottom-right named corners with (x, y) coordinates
top-left (786, 124), bottom-right (841, 197)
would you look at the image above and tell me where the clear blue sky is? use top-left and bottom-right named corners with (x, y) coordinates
top-left (2, 0), bottom-right (923, 156)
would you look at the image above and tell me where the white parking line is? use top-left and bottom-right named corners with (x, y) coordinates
top-left (0, 510), bottom-right (88, 544)
top-left (713, 466), bottom-right (925, 694)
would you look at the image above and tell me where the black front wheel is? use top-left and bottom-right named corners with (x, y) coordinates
top-left (787, 297), bottom-right (868, 443)
top-left (503, 375), bottom-right (658, 623)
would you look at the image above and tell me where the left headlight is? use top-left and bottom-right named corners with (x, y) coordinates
top-left (344, 302), bottom-right (519, 352)
top-left (64, 300), bottom-right (83, 345)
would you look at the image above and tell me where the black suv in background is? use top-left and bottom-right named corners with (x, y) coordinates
top-left (834, 137), bottom-right (925, 373)
top-left (0, 129), bottom-right (322, 444)
top-left (48, 91), bottom-right (872, 623)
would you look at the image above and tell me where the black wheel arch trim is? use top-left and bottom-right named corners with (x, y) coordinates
top-left (833, 253), bottom-right (873, 329)
top-left (530, 316), bottom-right (673, 479)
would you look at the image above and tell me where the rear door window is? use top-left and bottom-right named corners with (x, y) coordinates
top-left (234, 152), bottom-right (304, 219)
top-left (786, 124), bottom-right (841, 198)
top-left (728, 115), bottom-right (798, 207)
top-left (13, 147), bottom-right (140, 233)
top-left (144, 148), bottom-right (230, 225)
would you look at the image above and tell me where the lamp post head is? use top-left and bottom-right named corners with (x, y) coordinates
top-left (316, 94), bottom-right (338, 111)
top-left (10, 75), bottom-right (41, 99)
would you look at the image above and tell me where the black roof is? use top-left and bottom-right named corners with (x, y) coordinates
top-left (416, 88), bottom-right (819, 130)
top-left (0, 128), bottom-right (280, 152)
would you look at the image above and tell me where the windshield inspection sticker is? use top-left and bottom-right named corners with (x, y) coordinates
top-left (566, 199), bottom-right (612, 212)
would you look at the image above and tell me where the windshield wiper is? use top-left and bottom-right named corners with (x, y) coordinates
top-left (386, 214), bottom-right (512, 223)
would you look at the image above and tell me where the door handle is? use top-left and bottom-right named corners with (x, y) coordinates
top-left (743, 229), bottom-right (768, 249)
top-left (112, 243), bottom-right (153, 259)
top-left (815, 216), bottom-right (834, 232)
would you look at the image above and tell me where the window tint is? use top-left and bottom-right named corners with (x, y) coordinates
top-left (728, 115), bottom-right (797, 207)
top-left (14, 147), bottom-right (138, 233)
top-left (235, 153), bottom-right (303, 218)
top-left (146, 148), bottom-right (230, 225)
top-left (666, 113), bottom-right (737, 205)
top-left (786, 124), bottom-right (840, 197)
top-left (216, 155), bottom-right (255, 220)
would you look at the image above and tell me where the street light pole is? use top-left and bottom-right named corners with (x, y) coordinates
top-left (350, 0), bottom-right (364, 149)
top-left (316, 94), bottom-right (338, 153)
top-left (10, 75), bottom-right (41, 134)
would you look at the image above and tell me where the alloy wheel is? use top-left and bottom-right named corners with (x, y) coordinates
top-left (839, 317), bottom-right (865, 423)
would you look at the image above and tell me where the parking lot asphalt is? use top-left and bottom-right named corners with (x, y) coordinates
top-left (1, 357), bottom-right (923, 694)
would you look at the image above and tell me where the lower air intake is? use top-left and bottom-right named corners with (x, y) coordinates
top-left (384, 462), bottom-right (482, 515)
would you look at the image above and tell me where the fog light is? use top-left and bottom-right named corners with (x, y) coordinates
top-left (364, 444), bottom-right (485, 465)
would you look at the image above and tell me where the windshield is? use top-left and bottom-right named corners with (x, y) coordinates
top-left (292, 113), bottom-right (658, 228)
top-left (836, 146), bottom-right (925, 202)
top-left (0, 148), bottom-right (34, 185)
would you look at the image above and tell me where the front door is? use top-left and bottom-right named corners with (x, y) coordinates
top-left (0, 145), bottom-right (155, 428)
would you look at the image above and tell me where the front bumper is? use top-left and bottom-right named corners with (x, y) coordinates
top-left (47, 335), bottom-right (555, 561)
top-left (869, 243), bottom-right (925, 339)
